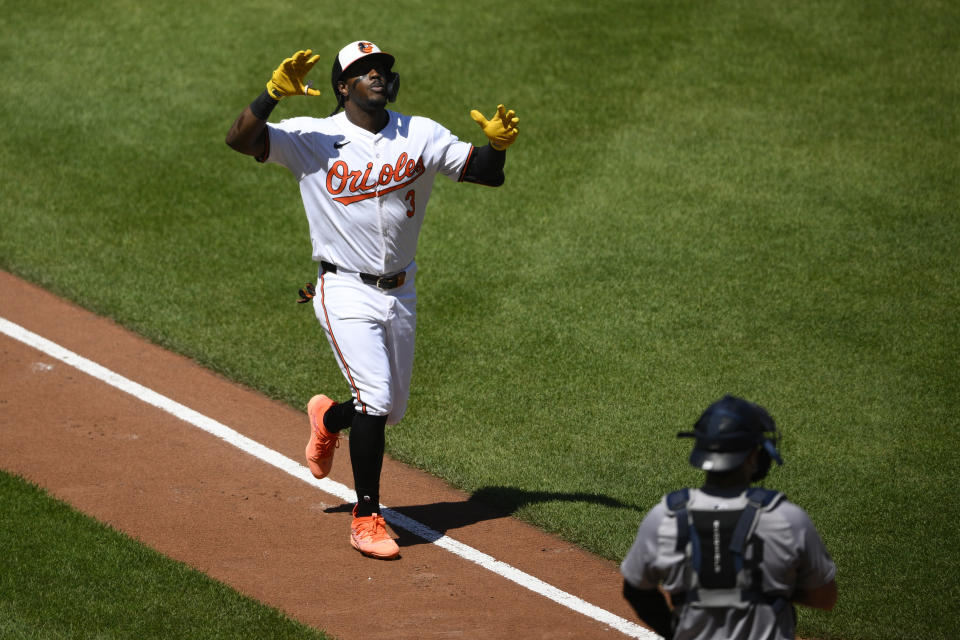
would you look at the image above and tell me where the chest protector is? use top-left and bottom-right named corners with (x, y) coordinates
top-left (666, 487), bottom-right (788, 611)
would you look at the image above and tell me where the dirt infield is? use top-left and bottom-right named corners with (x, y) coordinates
top-left (0, 270), bottom-right (652, 639)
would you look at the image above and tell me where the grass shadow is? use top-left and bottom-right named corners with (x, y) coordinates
top-left (325, 485), bottom-right (643, 549)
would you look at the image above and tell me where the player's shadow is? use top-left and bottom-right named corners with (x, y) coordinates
top-left (324, 485), bottom-right (643, 549)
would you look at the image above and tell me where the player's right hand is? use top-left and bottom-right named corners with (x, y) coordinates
top-left (266, 50), bottom-right (322, 99)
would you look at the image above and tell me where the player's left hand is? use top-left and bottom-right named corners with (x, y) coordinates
top-left (470, 104), bottom-right (519, 150)
top-left (266, 50), bottom-right (322, 100)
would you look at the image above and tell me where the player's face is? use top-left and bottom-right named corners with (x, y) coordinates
top-left (342, 59), bottom-right (392, 110)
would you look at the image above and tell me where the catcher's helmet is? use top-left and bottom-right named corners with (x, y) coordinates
top-left (329, 40), bottom-right (399, 114)
top-left (677, 395), bottom-right (783, 480)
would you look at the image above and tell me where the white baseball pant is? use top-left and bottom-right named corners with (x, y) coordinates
top-left (312, 262), bottom-right (417, 425)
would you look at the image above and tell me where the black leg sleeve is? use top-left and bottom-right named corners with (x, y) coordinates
top-left (349, 413), bottom-right (388, 517)
top-left (323, 401), bottom-right (356, 433)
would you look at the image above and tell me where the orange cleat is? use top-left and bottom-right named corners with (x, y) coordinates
top-left (350, 506), bottom-right (400, 559)
top-left (305, 395), bottom-right (339, 479)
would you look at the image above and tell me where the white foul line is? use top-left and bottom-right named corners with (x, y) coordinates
top-left (0, 317), bottom-right (659, 640)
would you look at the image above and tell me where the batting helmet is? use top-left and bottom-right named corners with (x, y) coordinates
top-left (677, 395), bottom-right (784, 480)
top-left (329, 40), bottom-right (399, 114)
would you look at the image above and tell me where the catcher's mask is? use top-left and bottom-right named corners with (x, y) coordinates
top-left (329, 40), bottom-right (399, 115)
top-left (677, 395), bottom-right (784, 480)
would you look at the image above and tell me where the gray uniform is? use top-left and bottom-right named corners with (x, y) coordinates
top-left (620, 487), bottom-right (836, 640)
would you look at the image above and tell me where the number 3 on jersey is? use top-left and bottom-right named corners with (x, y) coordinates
top-left (404, 189), bottom-right (416, 217)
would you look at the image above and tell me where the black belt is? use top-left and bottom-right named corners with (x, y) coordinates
top-left (320, 261), bottom-right (406, 290)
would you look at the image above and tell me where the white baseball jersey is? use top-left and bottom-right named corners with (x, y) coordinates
top-left (263, 109), bottom-right (473, 421)
top-left (621, 487), bottom-right (836, 640)
top-left (265, 109), bottom-right (473, 275)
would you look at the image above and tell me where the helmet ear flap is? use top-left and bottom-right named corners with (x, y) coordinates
top-left (386, 72), bottom-right (400, 102)
top-left (331, 56), bottom-right (343, 96)
top-left (329, 57), bottom-right (346, 116)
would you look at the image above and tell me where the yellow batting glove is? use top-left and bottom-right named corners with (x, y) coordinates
top-left (470, 104), bottom-right (520, 150)
top-left (266, 50), bottom-right (322, 99)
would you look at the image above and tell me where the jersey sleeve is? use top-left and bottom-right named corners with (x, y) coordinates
top-left (778, 502), bottom-right (837, 591)
top-left (620, 502), bottom-right (671, 590)
top-left (263, 118), bottom-right (326, 179)
top-left (426, 119), bottom-right (473, 181)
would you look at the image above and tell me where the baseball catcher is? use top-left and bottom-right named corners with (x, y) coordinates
top-left (620, 395), bottom-right (837, 639)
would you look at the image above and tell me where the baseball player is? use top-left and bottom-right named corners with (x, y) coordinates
top-left (620, 395), bottom-right (837, 639)
top-left (225, 41), bottom-right (519, 559)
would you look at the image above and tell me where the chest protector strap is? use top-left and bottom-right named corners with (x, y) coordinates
top-left (666, 487), bottom-right (787, 611)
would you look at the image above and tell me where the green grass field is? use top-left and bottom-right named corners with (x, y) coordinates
top-left (2, 0), bottom-right (958, 638)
